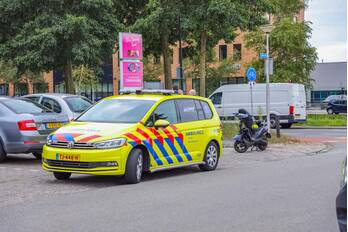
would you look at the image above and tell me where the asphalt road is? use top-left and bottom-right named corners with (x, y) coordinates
top-left (0, 128), bottom-right (346, 232)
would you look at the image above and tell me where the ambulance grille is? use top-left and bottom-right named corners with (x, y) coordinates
top-left (49, 141), bottom-right (94, 149)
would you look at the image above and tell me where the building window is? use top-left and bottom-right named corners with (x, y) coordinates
top-left (219, 45), bottom-right (227, 61)
top-left (14, 83), bottom-right (28, 96)
top-left (233, 44), bottom-right (242, 61)
top-left (0, 84), bottom-right (9, 95)
top-left (220, 77), bottom-right (245, 85)
top-left (311, 90), bottom-right (347, 103)
top-left (33, 83), bottom-right (48, 93)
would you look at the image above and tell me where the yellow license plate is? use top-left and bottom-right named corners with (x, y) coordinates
top-left (47, 122), bottom-right (63, 129)
top-left (57, 154), bottom-right (80, 161)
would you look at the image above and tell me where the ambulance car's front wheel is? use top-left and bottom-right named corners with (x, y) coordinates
top-left (53, 172), bottom-right (71, 180)
top-left (125, 148), bottom-right (143, 184)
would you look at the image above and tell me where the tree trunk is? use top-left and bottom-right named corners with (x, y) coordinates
top-left (199, 30), bottom-right (207, 97)
top-left (161, 33), bottom-right (172, 90)
top-left (63, 57), bottom-right (75, 94)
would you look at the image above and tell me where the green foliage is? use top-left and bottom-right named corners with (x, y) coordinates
top-left (297, 114), bottom-right (347, 127)
top-left (0, 0), bottom-right (122, 93)
top-left (0, 60), bottom-right (43, 83)
top-left (72, 65), bottom-right (99, 94)
top-left (143, 55), bottom-right (163, 81)
top-left (245, 18), bottom-right (317, 87)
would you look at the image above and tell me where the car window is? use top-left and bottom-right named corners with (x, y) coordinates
top-left (41, 97), bottom-right (62, 113)
top-left (194, 100), bottom-right (205, 120)
top-left (25, 96), bottom-right (41, 103)
top-left (200, 100), bottom-right (213, 119)
top-left (0, 98), bottom-right (51, 114)
top-left (210, 92), bottom-right (222, 105)
top-left (176, 99), bottom-right (199, 122)
top-left (63, 97), bottom-right (92, 113)
top-left (77, 99), bottom-right (155, 123)
top-left (147, 100), bottom-right (178, 127)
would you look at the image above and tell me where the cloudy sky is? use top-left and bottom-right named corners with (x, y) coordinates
top-left (305, 0), bottom-right (347, 62)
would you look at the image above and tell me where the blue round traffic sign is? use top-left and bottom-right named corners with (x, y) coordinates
top-left (246, 67), bottom-right (257, 82)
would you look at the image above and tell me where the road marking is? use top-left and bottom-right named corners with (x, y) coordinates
top-left (0, 166), bottom-right (6, 169)
top-left (14, 168), bottom-right (23, 171)
top-left (324, 141), bottom-right (339, 143)
top-left (29, 169), bottom-right (40, 172)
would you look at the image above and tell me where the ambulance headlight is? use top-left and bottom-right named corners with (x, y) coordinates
top-left (93, 138), bottom-right (127, 149)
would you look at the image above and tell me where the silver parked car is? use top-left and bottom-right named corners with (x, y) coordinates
top-left (24, 93), bottom-right (92, 121)
top-left (0, 97), bottom-right (69, 161)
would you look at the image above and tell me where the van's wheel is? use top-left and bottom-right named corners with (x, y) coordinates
top-left (32, 152), bottom-right (42, 160)
top-left (327, 108), bottom-right (334, 114)
top-left (199, 141), bottom-right (219, 171)
top-left (125, 148), bottom-right (143, 184)
top-left (280, 123), bottom-right (292, 129)
top-left (0, 141), bottom-right (6, 163)
top-left (270, 115), bottom-right (276, 129)
top-left (234, 141), bottom-right (248, 153)
top-left (53, 172), bottom-right (71, 180)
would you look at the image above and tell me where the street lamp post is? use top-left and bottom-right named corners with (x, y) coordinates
top-left (260, 24), bottom-right (274, 133)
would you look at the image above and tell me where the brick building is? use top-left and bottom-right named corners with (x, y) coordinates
top-left (0, 11), bottom-right (304, 100)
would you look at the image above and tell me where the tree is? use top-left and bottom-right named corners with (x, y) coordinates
top-left (186, 0), bottom-right (272, 96)
top-left (132, 0), bottom-right (188, 90)
top-left (143, 55), bottom-right (163, 81)
top-left (0, 60), bottom-right (43, 85)
top-left (72, 65), bottom-right (99, 95)
top-left (245, 19), bottom-right (317, 87)
top-left (0, 0), bottom-right (121, 94)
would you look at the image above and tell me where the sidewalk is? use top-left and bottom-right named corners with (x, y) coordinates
top-left (291, 126), bottom-right (347, 129)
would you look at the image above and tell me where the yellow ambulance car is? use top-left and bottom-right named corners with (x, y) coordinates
top-left (42, 90), bottom-right (223, 184)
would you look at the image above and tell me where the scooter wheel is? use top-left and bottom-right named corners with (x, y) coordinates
top-left (234, 141), bottom-right (248, 153)
top-left (257, 142), bottom-right (268, 151)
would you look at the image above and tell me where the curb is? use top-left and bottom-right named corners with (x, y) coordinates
top-left (291, 126), bottom-right (346, 129)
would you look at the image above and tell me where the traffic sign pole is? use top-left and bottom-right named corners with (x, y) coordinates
top-left (246, 67), bottom-right (257, 117)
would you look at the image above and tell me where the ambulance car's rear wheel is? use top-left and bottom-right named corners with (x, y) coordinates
top-left (53, 172), bottom-right (71, 180)
top-left (125, 148), bottom-right (143, 184)
top-left (199, 142), bottom-right (219, 171)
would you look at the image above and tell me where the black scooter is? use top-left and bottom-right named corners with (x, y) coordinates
top-left (233, 109), bottom-right (271, 153)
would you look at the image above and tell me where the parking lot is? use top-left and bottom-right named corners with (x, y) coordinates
top-left (0, 128), bottom-right (346, 232)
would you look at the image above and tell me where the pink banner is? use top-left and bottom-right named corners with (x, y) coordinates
top-left (119, 33), bottom-right (143, 60)
top-left (120, 61), bottom-right (143, 89)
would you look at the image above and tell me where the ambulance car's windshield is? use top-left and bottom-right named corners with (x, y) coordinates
top-left (76, 99), bottom-right (155, 123)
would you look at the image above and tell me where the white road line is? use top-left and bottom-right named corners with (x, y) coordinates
top-left (0, 166), bottom-right (6, 169)
top-left (29, 169), bottom-right (40, 172)
top-left (324, 141), bottom-right (339, 143)
top-left (14, 168), bottom-right (23, 171)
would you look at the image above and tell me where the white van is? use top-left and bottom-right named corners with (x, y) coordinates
top-left (209, 83), bottom-right (307, 128)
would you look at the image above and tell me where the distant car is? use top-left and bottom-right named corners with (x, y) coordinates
top-left (327, 100), bottom-right (347, 114)
top-left (336, 159), bottom-right (347, 232)
top-left (321, 95), bottom-right (347, 109)
top-left (0, 97), bottom-right (69, 161)
top-left (24, 93), bottom-right (92, 121)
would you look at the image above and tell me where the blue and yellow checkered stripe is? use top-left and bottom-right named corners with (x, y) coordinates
top-left (124, 126), bottom-right (192, 168)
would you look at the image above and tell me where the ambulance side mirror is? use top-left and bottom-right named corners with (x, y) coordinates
top-left (154, 119), bottom-right (170, 129)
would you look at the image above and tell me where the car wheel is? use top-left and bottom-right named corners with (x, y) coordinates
top-left (53, 172), bottom-right (71, 180)
top-left (125, 148), bottom-right (143, 184)
top-left (0, 141), bottom-right (6, 163)
top-left (270, 115), bottom-right (276, 129)
top-left (280, 123), bottom-right (292, 129)
top-left (234, 141), bottom-right (248, 153)
top-left (327, 108), bottom-right (334, 114)
top-left (32, 152), bottom-right (42, 160)
top-left (199, 141), bottom-right (219, 171)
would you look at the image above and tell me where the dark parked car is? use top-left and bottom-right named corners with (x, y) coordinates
top-left (0, 97), bottom-right (69, 161)
top-left (336, 159), bottom-right (347, 232)
top-left (327, 100), bottom-right (347, 114)
top-left (321, 95), bottom-right (346, 109)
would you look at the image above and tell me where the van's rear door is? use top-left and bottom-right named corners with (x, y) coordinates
top-left (292, 85), bottom-right (307, 122)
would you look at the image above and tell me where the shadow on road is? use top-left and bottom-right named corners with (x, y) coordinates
top-left (3, 154), bottom-right (40, 166)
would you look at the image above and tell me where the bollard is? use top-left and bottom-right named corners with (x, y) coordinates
top-left (275, 115), bottom-right (280, 138)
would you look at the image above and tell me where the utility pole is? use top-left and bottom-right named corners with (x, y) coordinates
top-left (260, 24), bottom-right (274, 133)
top-left (265, 32), bottom-right (270, 133)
